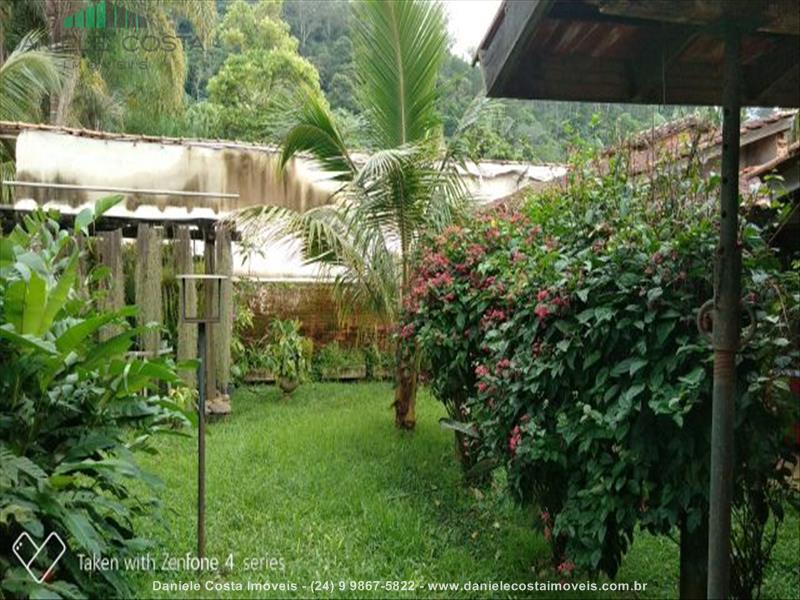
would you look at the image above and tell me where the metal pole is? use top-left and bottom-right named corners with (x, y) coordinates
top-left (197, 322), bottom-right (206, 560)
top-left (2, 180), bottom-right (239, 199)
top-left (707, 24), bottom-right (741, 600)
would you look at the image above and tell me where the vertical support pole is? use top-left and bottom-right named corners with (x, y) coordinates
top-left (75, 233), bottom-right (88, 300)
top-left (99, 229), bottom-right (124, 341)
top-left (175, 227), bottom-right (197, 385)
top-left (214, 224), bottom-right (233, 396)
top-left (196, 322), bottom-right (206, 560)
top-left (204, 236), bottom-right (218, 403)
top-left (707, 24), bottom-right (741, 600)
top-left (135, 224), bottom-right (163, 355)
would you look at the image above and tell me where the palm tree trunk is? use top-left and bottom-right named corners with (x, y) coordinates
top-left (393, 244), bottom-right (419, 429)
top-left (393, 338), bottom-right (419, 429)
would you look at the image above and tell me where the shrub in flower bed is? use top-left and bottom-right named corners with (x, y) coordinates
top-left (403, 165), bottom-right (799, 589)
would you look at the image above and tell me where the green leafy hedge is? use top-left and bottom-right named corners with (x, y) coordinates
top-left (403, 163), bottom-right (799, 589)
top-left (0, 204), bottom-right (192, 598)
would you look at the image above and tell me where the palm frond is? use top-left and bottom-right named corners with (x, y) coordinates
top-left (0, 29), bottom-right (64, 122)
top-left (353, 0), bottom-right (447, 148)
top-left (69, 59), bottom-right (123, 130)
top-left (280, 90), bottom-right (355, 180)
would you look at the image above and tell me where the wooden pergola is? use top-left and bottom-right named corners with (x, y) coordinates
top-left (476, 1), bottom-right (799, 597)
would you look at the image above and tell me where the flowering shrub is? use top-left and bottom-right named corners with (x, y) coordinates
top-left (404, 165), bottom-right (799, 585)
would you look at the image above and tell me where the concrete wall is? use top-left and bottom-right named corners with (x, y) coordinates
top-left (14, 130), bottom-right (339, 214)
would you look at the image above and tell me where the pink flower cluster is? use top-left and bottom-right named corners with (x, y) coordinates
top-left (509, 425), bottom-right (522, 454)
top-left (495, 358), bottom-right (511, 374)
top-left (534, 304), bottom-right (551, 320)
top-left (484, 227), bottom-right (501, 242)
top-left (466, 243), bottom-right (485, 264)
top-left (427, 271), bottom-right (454, 290)
top-left (525, 224), bottom-right (542, 244)
top-left (480, 308), bottom-right (507, 329)
top-left (399, 323), bottom-right (415, 340)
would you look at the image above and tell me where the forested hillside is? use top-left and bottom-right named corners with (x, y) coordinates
top-left (280, 0), bottom-right (706, 162)
top-left (1, 0), bottom-right (714, 161)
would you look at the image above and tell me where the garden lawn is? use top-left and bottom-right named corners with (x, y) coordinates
top-left (131, 383), bottom-right (799, 599)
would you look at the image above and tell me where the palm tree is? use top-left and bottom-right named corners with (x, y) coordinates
top-left (0, 29), bottom-right (64, 202)
top-left (239, 0), bottom-right (481, 429)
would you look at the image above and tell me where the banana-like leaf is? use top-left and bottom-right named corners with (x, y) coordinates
top-left (0, 325), bottom-right (57, 354)
top-left (55, 307), bottom-right (136, 354)
top-left (39, 253), bottom-right (78, 335)
top-left (0, 238), bottom-right (14, 268)
top-left (5, 271), bottom-right (46, 335)
top-left (82, 329), bottom-right (142, 369)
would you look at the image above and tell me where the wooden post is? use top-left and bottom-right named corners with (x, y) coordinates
top-left (99, 229), bottom-right (124, 340)
top-left (215, 224), bottom-right (233, 395)
top-left (203, 235), bottom-right (217, 404)
top-left (175, 227), bottom-right (197, 385)
top-left (707, 24), bottom-right (742, 599)
top-left (680, 512), bottom-right (709, 599)
top-left (75, 233), bottom-right (89, 300)
top-left (135, 224), bottom-right (163, 355)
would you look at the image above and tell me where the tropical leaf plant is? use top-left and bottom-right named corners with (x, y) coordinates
top-left (0, 198), bottom-right (193, 598)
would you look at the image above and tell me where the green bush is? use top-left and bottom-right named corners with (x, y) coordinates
top-left (403, 161), bottom-right (799, 588)
top-left (265, 319), bottom-right (310, 391)
top-left (364, 343), bottom-right (395, 380)
top-left (311, 342), bottom-right (365, 381)
top-left (0, 204), bottom-right (191, 598)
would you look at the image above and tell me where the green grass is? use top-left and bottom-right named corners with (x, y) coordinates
top-left (126, 383), bottom-right (799, 599)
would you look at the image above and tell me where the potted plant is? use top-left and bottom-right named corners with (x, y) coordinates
top-left (265, 319), bottom-right (310, 395)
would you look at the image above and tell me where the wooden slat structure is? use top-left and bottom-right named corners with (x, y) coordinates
top-left (0, 204), bottom-right (239, 241)
top-left (476, 1), bottom-right (799, 597)
top-left (0, 203), bottom-right (236, 415)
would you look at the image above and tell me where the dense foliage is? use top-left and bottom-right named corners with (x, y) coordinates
top-left (264, 318), bottom-right (310, 393)
top-left (0, 202), bottom-right (191, 598)
top-left (203, 0), bottom-right (324, 141)
top-left (403, 161), bottom-right (800, 587)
